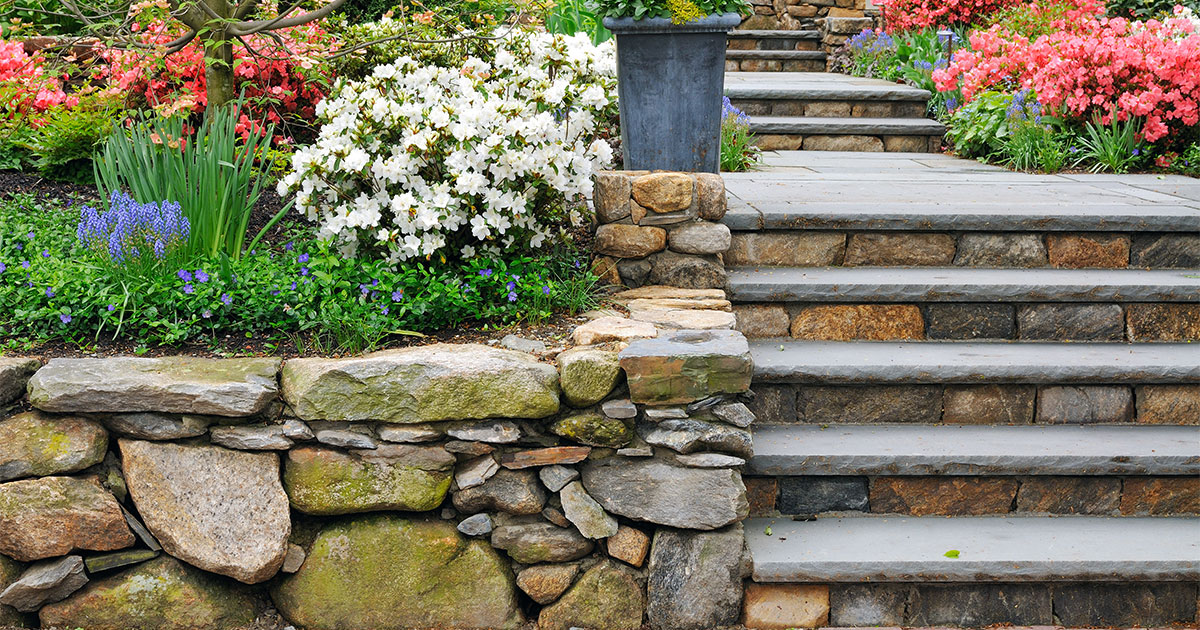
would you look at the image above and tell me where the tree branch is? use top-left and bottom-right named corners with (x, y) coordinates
top-left (228, 0), bottom-right (349, 36)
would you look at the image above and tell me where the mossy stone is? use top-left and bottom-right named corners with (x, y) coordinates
top-left (558, 348), bottom-right (623, 408)
top-left (538, 560), bottom-right (645, 630)
top-left (38, 555), bottom-right (258, 630)
top-left (271, 514), bottom-right (523, 630)
top-left (283, 445), bottom-right (453, 515)
top-left (551, 412), bottom-right (632, 448)
top-left (0, 411), bottom-right (108, 481)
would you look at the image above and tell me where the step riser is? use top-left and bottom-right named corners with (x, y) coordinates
top-left (727, 38), bottom-right (821, 51)
top-left (726, 231), bottom-right (1200, 269)
top-left (754, 132), bottom-right (941, 152)
top-left (726, 58), bottom-right (827, 72)
top-left (733, 302), bottom-right (1200, 342)
top-left (745, 475), bottom-right (1200, 518)
top-left (745, 383), bottom-right (1200, 425)
top-left (743, 582), bottom-right (1200, 627)
top-left (732, 98), bottom-right (928, 118)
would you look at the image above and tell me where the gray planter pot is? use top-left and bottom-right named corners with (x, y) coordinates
top-left (603, 13), bottom-right (741, 173)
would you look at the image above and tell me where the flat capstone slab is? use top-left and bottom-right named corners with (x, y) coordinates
top-left (749, 116), bottom-right (947, 136)
top-left (720, 201), bottom-right (1200, 232)
top-left (724, 71), bottom-right (931, 102)
top-left (750, 341), bottom-right (1200, 384)
top-left (748, 425), bottom-right (1200, 476)
top-left (746, 515), bottom-right (1200, 583)
top-left (727, 267), bottom-right (1200, 303)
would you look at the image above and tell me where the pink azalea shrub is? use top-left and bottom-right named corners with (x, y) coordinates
top-left (934, 3), bottom-right (1200, 142)
top-left (878, 0), bottom-right (1024, 31)
top-left (0, 40), bottom-right (75, 115)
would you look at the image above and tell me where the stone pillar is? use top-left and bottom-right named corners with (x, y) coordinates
top-left (592, 171), bottom-right (729, 290)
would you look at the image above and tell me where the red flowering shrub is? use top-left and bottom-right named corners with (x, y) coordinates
top-left (934, 4), bottom-right (1200, 143)
top-left (878, 0), bottom-right (1024, 30)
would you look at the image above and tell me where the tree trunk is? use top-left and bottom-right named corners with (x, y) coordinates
top-left (204, 38), bottom-right (236, 108)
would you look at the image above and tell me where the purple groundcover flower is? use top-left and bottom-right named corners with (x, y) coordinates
top-left (392, 290), bottom-right (403, 302)
top-left (479, 268), bottom-right (493, 278)
top-left (107, 304), bottom-right (116, 312)
top-left (20, 261), bottom-right (29, 269)
top-left (59, 313), bottom-right (71, 324)
top-left (44, 287), bottom-right (54, 298)
top-left (506, 281), bottom-right (516, 291)
top-left (177, 269), bottom-right (193, 282)
top-left (542, 286), bottom-right (551, 295)
top-left (182, 284), bottom-right (194, 294)
top-left (0, 262), bottom-right (6, 274)
top-left (221, 293), bottom-right (232, 305)
top-left (507, 291), bottom-right (517, 302)
top-left (297, 253), bottom-right (310, 264)
top-left (195, 269), bottom-right (210, 283)
top-left (299, 267), bottom-right (309, 276)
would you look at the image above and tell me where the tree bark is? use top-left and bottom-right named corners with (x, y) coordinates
top-left (204, 37), bottom-right (236, 108)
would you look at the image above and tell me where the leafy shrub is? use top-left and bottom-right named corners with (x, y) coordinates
top-left (545, 0), bottom-right (612, 44)
top-left (25, 92), bottom-right (125, 181)
top-left (1106, 0), bottom-right (1198, 19)
top-left (1001, 121), bottom-right (1073, 171)
top-left (877, 0), bottom-right (1023, 30)
top-left (1168, 142), bottom-right (1200, 175)
top-left (944, 90), bottom-right (1013, 157)
top-left (93, 101), bottom-right (275, 260)
top-left (842, 29), bottom-right (960, 116)
top-left (327, 13), bottom-right (502, 79)
top-left (279, 32), bottom-right (617, 263)
top-left (592, 0), bottom-right (748, 21)
top-left (934, 4), bottom-right (1200, 145)
top-left (0, 194), bottom-right (599, 348)
top-left (720, 97), bottom-right (759, 172)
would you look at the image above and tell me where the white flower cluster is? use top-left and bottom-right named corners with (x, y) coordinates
top-left (279, 31), bottom-right (617, 261)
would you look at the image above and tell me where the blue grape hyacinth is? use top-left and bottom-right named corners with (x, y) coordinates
top-left (77, 192), bottom-right (190, 267)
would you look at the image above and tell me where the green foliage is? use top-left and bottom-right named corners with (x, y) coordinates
top-left (999, 120), bottom-right (1074, 172)
top-left (1170, 142), bottom-right (1200, 177)
top-left (945, 90), bottom-right (1012, 158)
top-left (93, 100), bottom-right (273, 260)
top-left (26, 92), bottom-right (125, 182)
top-left (0, 194), bottom-right (599, 349)
top-left (1077, 113), bottom-right (1145, 173)
top-left (1104, 0), bottom-right (1198, 20)
top-left (719, 108), bottom-right (760, 172)
top-left (326, 12), bottom-right (503, 79)
top-left (842, 29), bottom-right (960, 117)
top-left (592, 0), bottom-right (749, 22)
top-left (545, 0), bottom-right (612, 44)
top-left (985, 0), bottom-right (1082, 39)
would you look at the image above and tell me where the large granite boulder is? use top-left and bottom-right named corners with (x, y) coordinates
top-left (281, 345), bottom-right (560, 423)
top-left (581, 458), bottom-right (748, 530)
top-left (120, 440), bottom-right (290, 584)
top-left (284, 445), bottom-right (453, 515)
top-left (619, 330), bottom-right (752, 405)
top-left (647, 524), bottom-right (747, 630)
top-left (38, 556), bottom-right (257, 630)
top-left (0, 358), bottom-right (39, 405)
top-left (0, 476), bottom-right (133, 562)
top-left (538, 560), bottom-right (645, 630)
top-left (272, 515), bottom-right (522, 630)
top-left (0, 411), bottom-right (107, 482)
top-left (27, 357), bottom-right (279, 416)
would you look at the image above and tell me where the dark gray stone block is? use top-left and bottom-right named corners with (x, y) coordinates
top-left (779, 477), bottom-right (868, 514)
top-left (646, 524), bottom-right (746, 630)
top-left (1018, 304), bottom-right (1125, 341)
top-left (745, 385), bottom-right (796, 425)
top-left (907, 584), bottom-right (1052, 626)
top-left (830, 584), bottom-right (908, 627)
top-left (1132, 234), bottom-right (1200, 268)
top-left (923, 304), bottom-right (1015, 340)
top-left (795, 385), bottom-right (942, 423)
top-left (617, 258), bottom-right (652, 288)
top-left (1052, 583), bottom-right (1199, 627)
top-left (953, 233), bottom-right (1047, 268)
top-left (1037, 385), bottom-right (1135, 424)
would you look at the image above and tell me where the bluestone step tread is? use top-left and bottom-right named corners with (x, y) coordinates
top-left (745, 515), bottom-right (1200, 582)
top-left (726, 50), bottom-right (828, 60)
top-left (720, 201), bottom-right (1200, 232)
top-left (750, 341), bottom-right (1200, 384)
top-left (748, 424), bottom-right (1200, 476)
top-left (726, 266), bottom-right (1200, 303)
top-left (729, 29), bottom-right (821, 39)
top-left (726, 83), bottom-right (930, 102)
top-left (750, 116), bottom-right (946, 135)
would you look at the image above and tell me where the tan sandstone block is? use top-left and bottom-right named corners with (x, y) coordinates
top-left (1135, 385), bottom-right (1200, 425)
top-left (1120, 477), bottom-right (1200, 515)
top-left (1047, 234), bottom-right (1130, 268)
top-left (632, 173), bottom-right (694, 213)
top-left (726, 232), bottom-right (846, 267)
top-left (606, 525), bottom-right (650, 567)
top-left (790, 305), bottom-right (924, 341)
top-left (743, 583), bottom-right (830, 629)
top-left (595, 224), bottom-right (667, 259)
top-left (1126, 304), bottom-right (1200, 341)
top-left (735, 304), bottom-right (791, 338)
top-left (870, 477), bottom-right (1018, 516)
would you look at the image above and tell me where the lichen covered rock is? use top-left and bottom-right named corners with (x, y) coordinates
top-left (558, 347), bottom-right (622, 408)
top-left (38, 556), bottom-right (257, 630)
top-left (550, 413), bottom-right (633, 448)
top-left (284, 445), bottom-right (453, 515)
top-left (281, 345), bottom-right (560, 423)
top-left (538, 560), bottom-right (645, 630)
top-left (272, 515), bottom-right (522, 630)
top-left (0, 411), bottom-right (107, 482)
top-left (0, 476), bottom-right (133, 562)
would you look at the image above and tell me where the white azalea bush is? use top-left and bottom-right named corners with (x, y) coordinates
top-left (278, 32), bottom-right (617, 262)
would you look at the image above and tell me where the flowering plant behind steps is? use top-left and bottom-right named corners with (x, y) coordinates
top-left (77, 191), bottom-right (191, 274)
top-left (721, 97), bottom-right (760, 172)
top-left (278, 32), bottom-right (619, 264)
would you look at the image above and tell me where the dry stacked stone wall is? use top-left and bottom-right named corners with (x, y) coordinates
top-left (0, 314), bottom-right (757, 629)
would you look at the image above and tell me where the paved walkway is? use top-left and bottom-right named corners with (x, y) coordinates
top-left (724, 151), bottom-right (1200, 211)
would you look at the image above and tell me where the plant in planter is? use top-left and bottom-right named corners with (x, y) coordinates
top-left (595, 0), bottom-right (749, 172)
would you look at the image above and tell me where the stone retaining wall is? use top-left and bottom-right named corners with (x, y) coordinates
top-left (0, 314), bottom-right (759, 629)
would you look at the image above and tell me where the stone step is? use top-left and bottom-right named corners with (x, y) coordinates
top-left (726, 51), bottom-right (827, 73)
top-left (749, 116), bottom-right (944, 152)
top-left (745, 515), bottom-right (1200, 583)
top-left (725, 267), bottom-right (1200, 303)
top-left (749, 341), bottom-right (1200, 384)
top-left (720, 200), bottom-right (1200, 233)
top-left (727, 29), bottom-right (821, 52)
top-left (747, 424), bottom-right (1200, 476)
top-left (726, 73), bottom-right (931, 119)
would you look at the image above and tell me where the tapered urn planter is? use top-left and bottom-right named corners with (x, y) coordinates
top-left (604, 13), bottom-right (742, 173)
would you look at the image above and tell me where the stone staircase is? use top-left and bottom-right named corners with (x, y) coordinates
top-left (722, 152), bottom-right (1200, 628)
top-left (725, 73), bottom-right (946, 152)
top-left (726, 30), bottom-right (826, 72)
